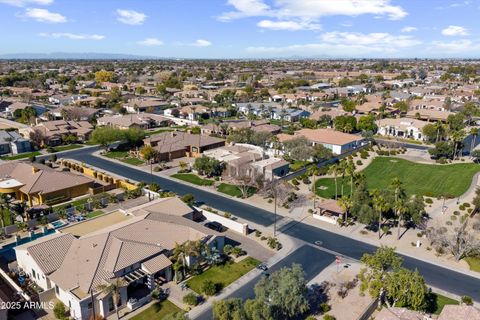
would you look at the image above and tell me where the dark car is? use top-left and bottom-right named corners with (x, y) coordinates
top-left (256, 263), bottom-right (268, 271)
top-left (204, 221), bottom-right (226, 232)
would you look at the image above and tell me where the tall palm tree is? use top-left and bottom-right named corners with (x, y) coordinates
top-left (391, 177), bottom-right (403, 239)
top-left (372, 190), bottom-right (389, 239)
top-left (451, 130), bottom-right (466, 160)
top-left (339, 160), bottom-right (348, 197)
top-left (328, 164), bottom-right (340, 200)
top-left (346, 160), bottom-right (356, 197)
top-left (337, 196), bottom-right (352, 225)
top-left (470, 127), bottom-right (478, 154)
top-left (97, 278), bottom-right (127, 320)
top-left (434, 121), bottom-right (444, 143)
top-left (0, 194), bottom-right (11, 232)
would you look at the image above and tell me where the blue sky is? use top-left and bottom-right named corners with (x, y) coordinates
top-left (0, 0), bottom-right (480, 58)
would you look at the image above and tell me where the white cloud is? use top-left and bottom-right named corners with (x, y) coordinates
top-left (137, 38), bottom-right (163, 46)
top-left (0, 0), bottom-right (52, 6)
top-left (24, 8), bottom-right (66, 23)
top-left (246, 31), bottom-right (420, 57)
top-left (257, 19), bottom-right (320, 31)
top-left (192, 39), bottom-right (212, 47)
top-left (401, 26), bottom-right (418, 33)
top-left (116, 9), bottom-right (147, 25)
top-left (320, 31), bottom-right (420, 47)
top-left (39, 32), bottom-right (104, 40)
top-left (220, 0), bottom-right (407, 24)
top-left (429, 39), bottom-right (480, 53)
top-left (441, 25), bottom-right (469, 36)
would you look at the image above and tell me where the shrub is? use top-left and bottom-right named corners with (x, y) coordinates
top-left (356, 160), bottom-right (363, 165)
top-left (53, 301), bottom-right (67, 320)
top-left (463, 202), bottom-right (471, 207)
top-left (446, 221), bottom-right (453, 226)
top-left (183, 293), bottom-right (199, 306)
top-left (467, 208), bottom-right (473, 214)
top-left (450, 215), bottom-right (457, 221)
top-left (461, 295), bottom-right (473, 305)
top-left (323, 315), bottom-right (336, 320)
top-left (255, 230), bottom-right (262, 237)
top-left (260, 236), bottom-right (267, 241)
top-left (453, 211), bottom-right (460, 216)
top-left (425, 198), bottom-right (433, 204)
top-left (151, 289), bottom-right (161, 300)
top-left (201, 280), bottom-right (218, 296)
top-left (181, 193), bottom-right (195, 205)
top-left (223, 244), bottom-right (233, 255)
top-left (224, 212), bottom-right (232, 219)
top-left (267, 237), bottom-right (278, 249)
top-left (231, 246), bottom-right (245, 257)
top-left (459, 205), bottom-right (465, 211)
top-left (320, 303), bottom-right (331, 313)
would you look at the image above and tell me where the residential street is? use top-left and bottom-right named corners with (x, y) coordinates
top-left (60, 147), bottom-right (480, 302)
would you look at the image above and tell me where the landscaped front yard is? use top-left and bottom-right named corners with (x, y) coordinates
top-left (103, 150), bottom-right (144, 166)
top-left (171, 173), bottom-right (214, 186)
top-left (130, 300), bottom-right (182, 320)
top-left (51, 144), bottom-right (83, 152)
top-left (217, 183), bottom-right (256, 198)
top-left (186, 257), bottom-right (259, 295)
top-left (315, 157), bottom-right (480, 198)
top-left (1, 151), bottom-right (41, 160)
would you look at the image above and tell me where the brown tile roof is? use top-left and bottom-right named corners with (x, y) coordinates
top-left (0, 162), bottom-right (93, 195)
top-left (278, 128), bottom-right (363, 146)
top-left (141, 254), bottom-right (172, 274)
top-left (15, 233), bottom-right (76, 275)
top-left (145, 131), bottom-right (225, 153)
top-left (375, 307), bottom-right (424, 320)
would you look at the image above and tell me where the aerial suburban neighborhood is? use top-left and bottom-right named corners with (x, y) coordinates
top-left (0, 0), bottom-right (480, 320)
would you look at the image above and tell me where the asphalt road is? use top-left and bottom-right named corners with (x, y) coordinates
top-left (193, 245), bottom-right (336, 320)
top-left (63, 148), bottom-right (480, 302)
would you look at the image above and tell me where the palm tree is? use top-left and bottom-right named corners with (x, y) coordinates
top-left (451, 130), bottom-right (466, 160)
top-left (0, 194), bottom-right (11, 232)
top-left (346, 160), bottom-right (356, 197)
top-left (470, 127), bottom-right (478, 154)
top-left (339, 160), bottom-right (348, 197)
top-left (434, 121), bottom-right (444, 143)
top-left (391, 177), bottom-right (403, 240)
top-left (372, 190), bottom-right (389, 239)
top-left (328, 164), bottom-right (340, 200)
top-left (97, 278), bottom-right (127, 320)
top-left (337, 196), bottom-right (352, 226)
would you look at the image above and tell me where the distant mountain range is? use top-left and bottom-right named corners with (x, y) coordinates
top-left (0, 52), bottom-right (162, 60)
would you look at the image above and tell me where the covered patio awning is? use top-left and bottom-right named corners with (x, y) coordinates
top-left (141, 254), bottom-right (172, 275)
top-left (315, 199), bottom-right (345, 216)
top-left (123, 269), bottom-right (148, 284)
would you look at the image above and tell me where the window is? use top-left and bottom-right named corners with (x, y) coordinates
top-left (32, 269), bottom-right (36, 279)
top-left (87, 302), bottom-right (93, 309)
top-left (55, 285), bottom-right (59, 295)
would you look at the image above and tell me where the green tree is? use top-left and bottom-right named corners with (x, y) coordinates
top-left (356, 115), bottom-right (378, 132)
top-left (283, 136), bottom-right (314, 162)
top-left (213, 298), bottom-right (246, 320)
top-left (385, 268), bottom-right (427, 310)
top-left (123, 127), bottom-right (146, 147)
top-left (91, 127), bottom-right (123, 149)
top-left (341, 98), bottom-right (356, 112)
top-left (372, 189), bottom-right (389, 239)
top-left (253, 264), bottom-right (309, 319)
top-left (53, 301), bottom-right (68, 320)
top-left (193, 156), bottom-right (224, 177)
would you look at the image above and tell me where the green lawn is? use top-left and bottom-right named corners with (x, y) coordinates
top-left (86, 210), bottom-right (104, 219)
top-left (217, 183), bottom-right (256, 198)
top-left (315, 157), bottom-right (480, 198)
top-left (186, 257), bottom-right (260, 295)
top-left (130, 300), bottom-right (182, 320)
top-left (121, 157), bottom-right (145, 166)
top-left (425, 293), bottom-right (459, 315)
top-left (172, 173), bottom-right (214, 186)
top-left (51, 144), bottom-right (83, 152)
top-left (1, 151), bottom-right (41, 160)
top-left (465, 256), bottom-right (480, 272)
top-left (104, 151), bottom-right (129, 159)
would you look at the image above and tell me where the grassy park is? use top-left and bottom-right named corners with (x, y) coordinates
top-left (186, 257), bottom-right (259, 295)
top-left (315, 157), bottom-right (480, 199)
top-left (171, 173), bottom-right (214, 186)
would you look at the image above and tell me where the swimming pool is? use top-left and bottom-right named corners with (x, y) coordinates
top-left (0, 229), bottom-right (56, 263)
top-left (49, 220), bottom-right (68, 229)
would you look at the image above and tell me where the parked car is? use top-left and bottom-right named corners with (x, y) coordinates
top-left (204, 221), bottom-right (226, 232)
top-left (256, 263), bottom-right (268, 271)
